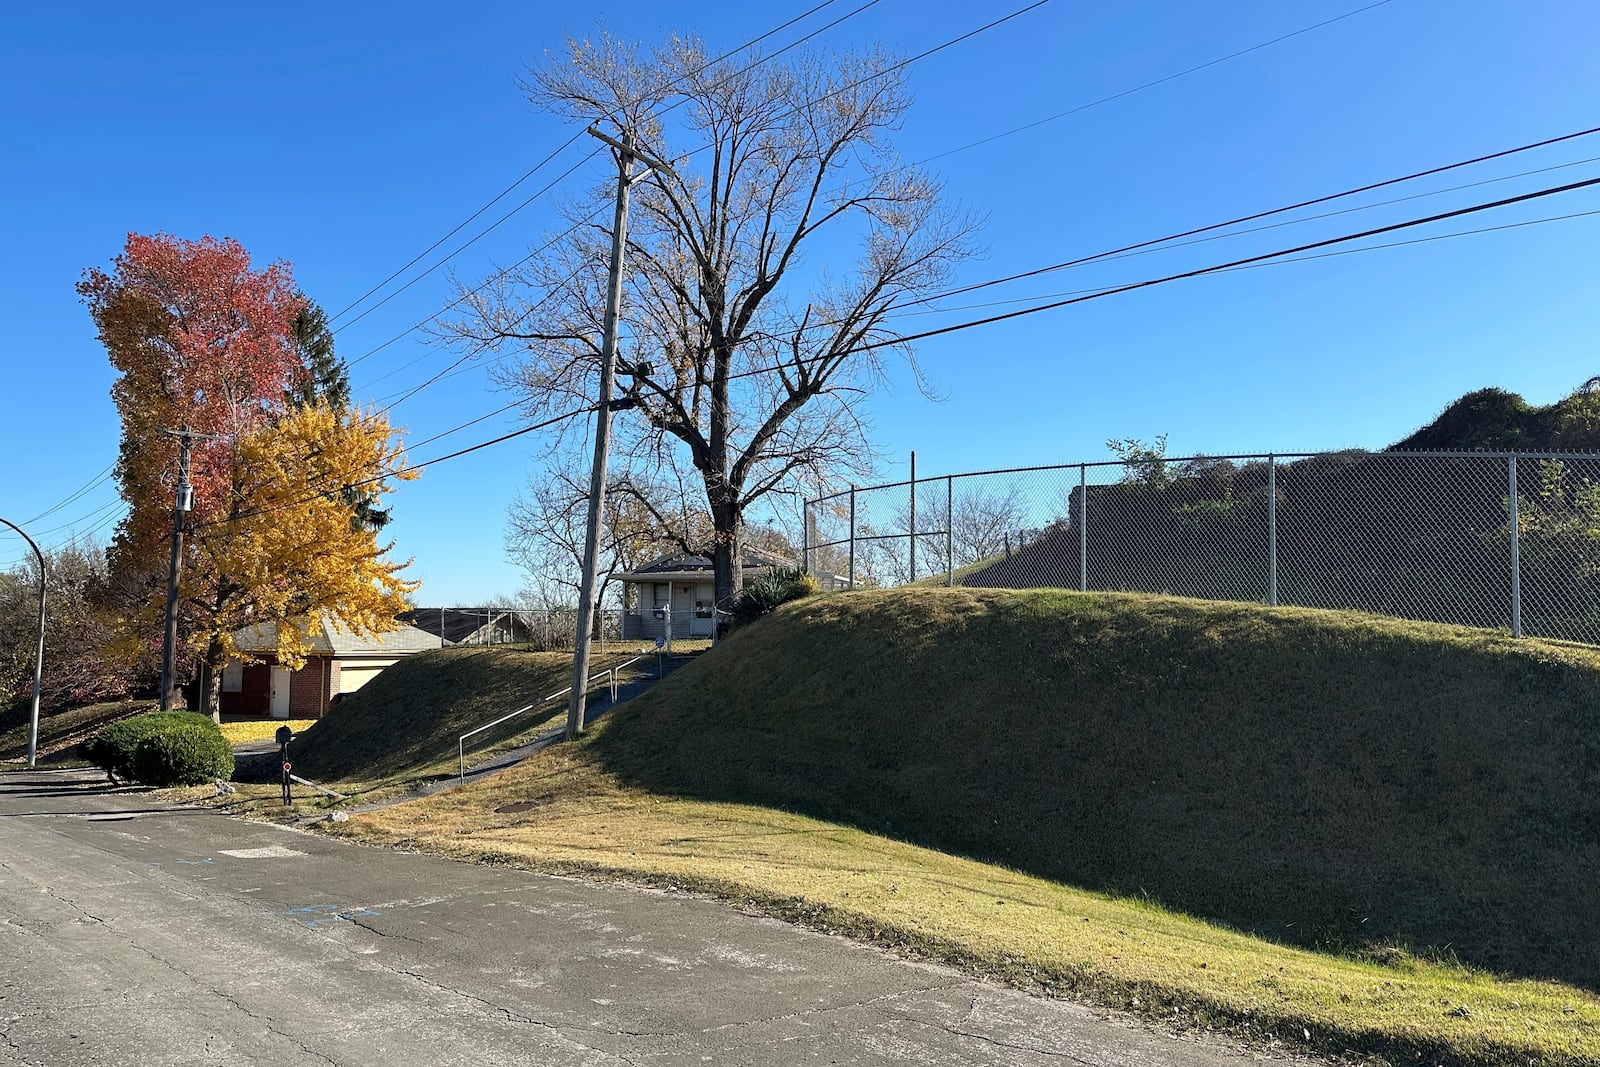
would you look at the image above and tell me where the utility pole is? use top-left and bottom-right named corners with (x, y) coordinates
top-left (157, 428), bottom-right (223, 713)
top-left (567, 124), bottom-right (675, 740)
top-left (0, 517), bottom-right (45, 768)
top-left (159, 430), bottom-right (195, 712)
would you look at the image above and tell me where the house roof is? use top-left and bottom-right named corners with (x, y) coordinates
top-left (232, 617), bottom-right (442, 657)
top-left (618, 545), bottom-right (797, 582)
top-left (398, 608), bottom-right (531, 645)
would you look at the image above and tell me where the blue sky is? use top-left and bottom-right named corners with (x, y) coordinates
top-left (3, 0), bottom-right (1598, 599)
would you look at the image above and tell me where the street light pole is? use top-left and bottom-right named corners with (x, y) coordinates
top-left (0, 517), bottom-right (45, 768)
top-left (567, 124), bottom-right (675, 740)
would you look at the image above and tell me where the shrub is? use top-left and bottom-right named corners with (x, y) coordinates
top-left (81, 711), bottom-right (232, 786)
top-left (81, 711), bottom-right (199, 781)
top-left (729, 566), bottom-right (819, 628)
top-left (131, 717), bottom-right (234, 786)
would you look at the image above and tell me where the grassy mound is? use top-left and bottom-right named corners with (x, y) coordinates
top-left (0, 699), bottom-right (154, 764)
top-left (286, 646), bottom-right (643, 781)
top-left (589, 588), bottom-right (1600, 991)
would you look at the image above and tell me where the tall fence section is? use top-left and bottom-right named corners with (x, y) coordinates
top-left (803, 451), bottom-right (1600, 645)
top-left (414, 607), bottom-right (624, 651)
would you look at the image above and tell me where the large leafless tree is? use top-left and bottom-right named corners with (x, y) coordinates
top-left (447, 33), bottom-right (978, 613)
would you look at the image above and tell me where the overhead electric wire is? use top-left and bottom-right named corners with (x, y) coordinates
top-left (911, 124), bottom-right (1600, 309)
top-left (919, 0), bottom-right (1395, 166)
top-left (202, 168), bottom-right (1600, 539)
top-left (716, 172), bottom-right (1600, 370)
top-left (17, 461), bottom-right (115, 525)
top-left (342, 0), bottom-right (1046, 386)
top-left (344, 0), bottom-right (1418, 406)
top-left (370, 125), bottom-right (1600, 403)
top-left (330, 0), bottom-right (870, 334)
top-left (188, 404), bottom-right (599, 533)
top-left (883, 203), bottom-right (1600, 320)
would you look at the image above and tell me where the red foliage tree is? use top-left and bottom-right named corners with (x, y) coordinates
top-left (79, 233), bottom-right (307, 682)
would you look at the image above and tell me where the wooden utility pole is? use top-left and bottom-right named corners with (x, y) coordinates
top-left (159, 430), bottom-right (195, 712)
top-left (567, 125), bottom-right (675, 740)
top-left (158, 428), bottom-right (224, 713)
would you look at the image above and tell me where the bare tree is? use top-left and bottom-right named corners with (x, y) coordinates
top-left (948, 482), bottom-right (1029, 567)
top-left (506, 460), bottom-right (700, 620)
top-left (447, 33), bottom-right (979, 616)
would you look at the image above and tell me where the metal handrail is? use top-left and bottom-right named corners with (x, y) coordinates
top-left (456, 655), bottom-right (653, 779)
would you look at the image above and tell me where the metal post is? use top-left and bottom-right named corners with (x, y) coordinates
top-left (847, 486), bottom-right (856, 590)
top-left (1510, 454), bottom-right (1522, 637)
top-left (568, 126), bottom-right (674, 740)
top-left (1267, 454), bottom-right (1279, 607)
top-left (946, 475), bottom-right (954, 587)
top-left (802, 499), bottom-right (809, 576)
top-left (909, 450), bottom-right (917, 583)
top-left (0, 517), bottom-right (45, 768)
top-left (1078, 464), bottom-right (1088, 592)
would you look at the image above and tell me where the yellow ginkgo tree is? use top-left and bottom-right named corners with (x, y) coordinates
top-left (187, 401), bottom-right (419, 718)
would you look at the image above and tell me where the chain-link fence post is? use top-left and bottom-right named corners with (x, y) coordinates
top-left (802, 497), bottom-right (809, 575)
top-left (909, 451), bottom-right (917, 583)
top-left (946, 475), bottom-right (954, 587)
top-left (1078, 463), bottom-right (1088, 592)
top-left (1268, 454), bottom-right (1279, 607)
top-left (848, 485), bottom-right (856, 590)
top-left (1509, 453), bottom-right (1522, 637)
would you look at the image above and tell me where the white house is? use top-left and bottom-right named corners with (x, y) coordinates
top-left (618, 546), bottom-right (797, 640)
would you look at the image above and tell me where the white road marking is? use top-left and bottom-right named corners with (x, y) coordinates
top-left (218, 845), bottom-right (307, 859)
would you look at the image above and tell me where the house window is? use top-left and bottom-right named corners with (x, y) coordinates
top-left (653, 582), bottom-right (670, 606)
top-left (222, 661), bottom-right (243, 693)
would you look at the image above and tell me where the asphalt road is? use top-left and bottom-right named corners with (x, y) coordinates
top-left (0, 769), bottom-right (1308, 1066)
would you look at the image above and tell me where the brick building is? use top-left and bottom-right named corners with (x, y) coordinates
top-left (218, 618), bottom-right (441, 719)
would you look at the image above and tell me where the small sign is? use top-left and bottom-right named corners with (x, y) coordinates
top-left (654, 636), bottom-right (666, 650)
top-left (283, 762), bottom-right (292, 772)
top-left (275, 726), bottom-right (294, 745)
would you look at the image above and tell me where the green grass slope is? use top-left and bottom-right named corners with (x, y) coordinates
top-left (592, 587), bottom-right (1600, 991)
top-left (0, 699), bottom-right (154, 764)
top-left (288, 647), bottom-right (615, 781)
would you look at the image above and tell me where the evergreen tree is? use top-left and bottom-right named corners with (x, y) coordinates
top-left (286, 296), bottom-right (390, 531)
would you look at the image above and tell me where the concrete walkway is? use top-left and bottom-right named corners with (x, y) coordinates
top-left (0, 768), bottom-right (1315, 1067)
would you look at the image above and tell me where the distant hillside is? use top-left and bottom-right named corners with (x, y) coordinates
top-left (1391, 384), bottom-right (1600, 451)
top-left (592, 588), bottom-right (1600, 989)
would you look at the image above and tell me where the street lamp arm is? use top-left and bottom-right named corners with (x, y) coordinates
top-left (0, 516), bottom-right (46, 769)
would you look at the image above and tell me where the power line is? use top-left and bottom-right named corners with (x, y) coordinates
top-left (329, 0), bottom-right (870, 333)
top-left (912, 125), bottom-right (1600, 309)
top-left (344, 0), bottom-right (1412, 407)
top-left (342, 0), bottom-right (1047, 388)
top-left (405, 124), bottom-right (1600, 397)
top-left (760, 173), bottom-right (1600, 361)
top-left (17, 462), bottom-right (114, 525)
top-left (918, 0), bottom-right (1396, 167)
top-left (174, 176), bottom-right (1600, 543)
top-left (188, 405), bottom-right (598, 533)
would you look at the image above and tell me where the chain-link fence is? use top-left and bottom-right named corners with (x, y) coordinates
top-left (803, 451), bottom-right (1600, 645)
top-left (404, 607), bottom-right (624, 651)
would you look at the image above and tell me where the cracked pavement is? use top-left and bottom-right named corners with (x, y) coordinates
top-left (0, 769), bottom-right (1312, 1066)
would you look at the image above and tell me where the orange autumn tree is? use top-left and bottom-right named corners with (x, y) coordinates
top-left (80, 233), bottom-right (418, 717)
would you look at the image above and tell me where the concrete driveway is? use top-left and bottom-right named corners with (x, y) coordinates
top-left (0, 769), bottom-right (1312, 1066)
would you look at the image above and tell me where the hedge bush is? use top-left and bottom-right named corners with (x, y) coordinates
top-left (82, 711), bottom-right (233, 786)
top-left (131, 717), bottom-right (235, 786)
